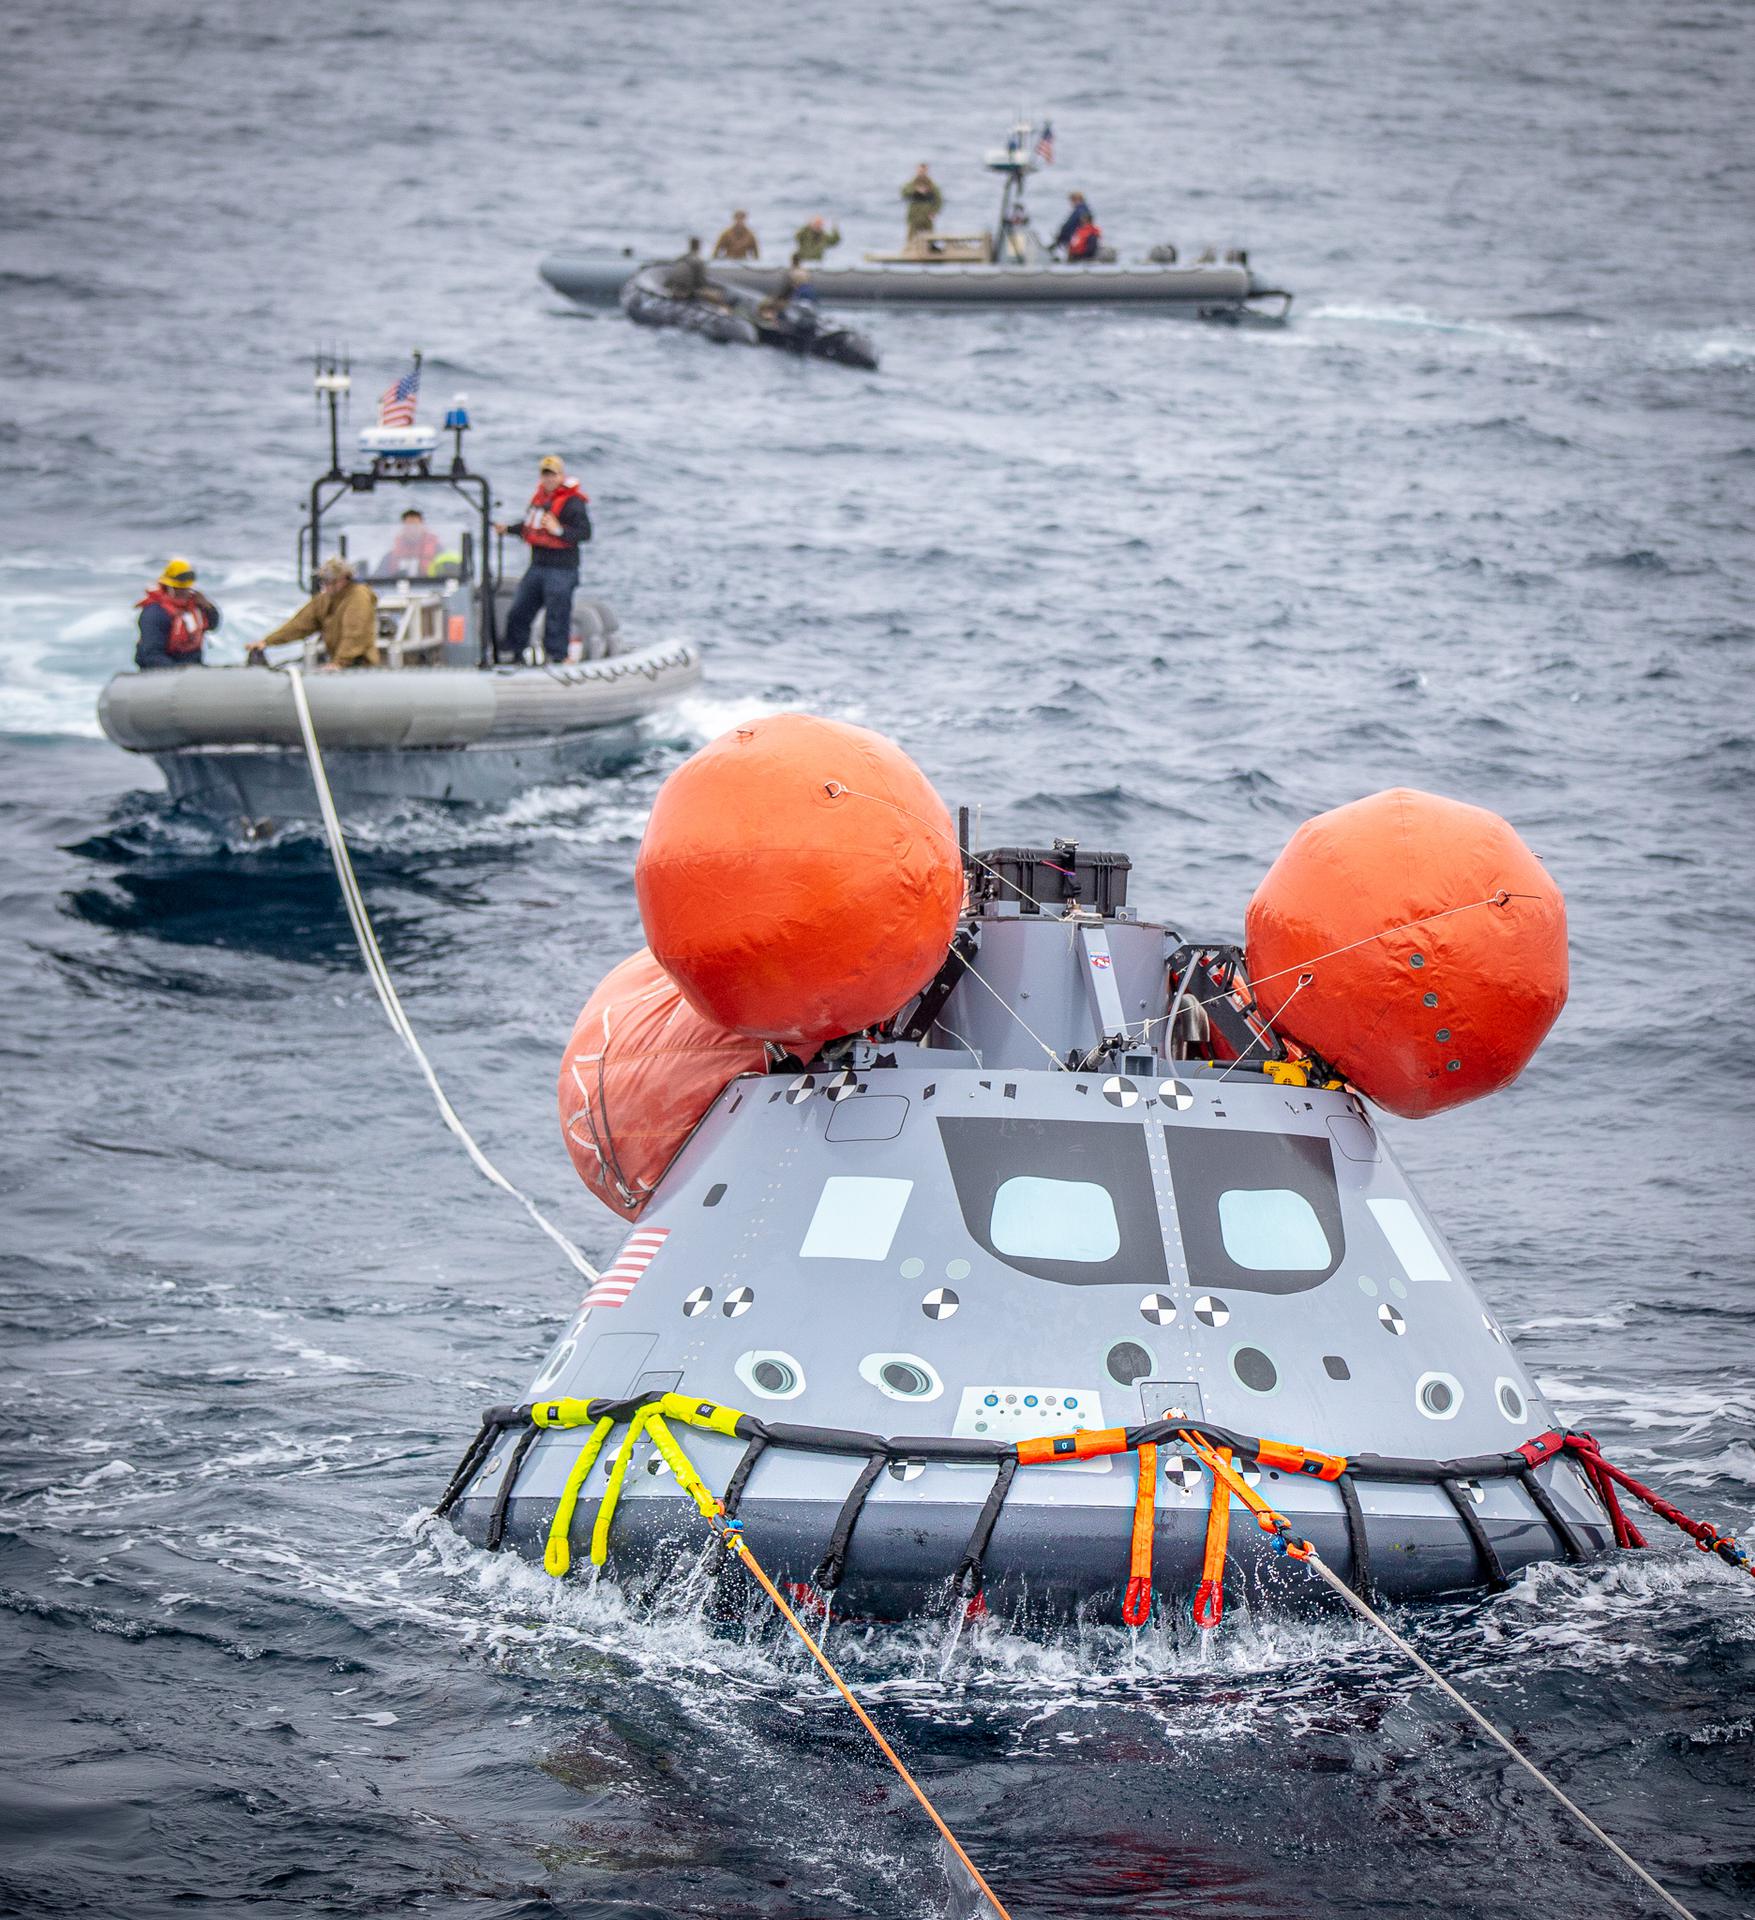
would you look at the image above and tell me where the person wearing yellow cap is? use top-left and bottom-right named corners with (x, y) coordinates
top-left (247, 556), bottom-right (381, 670)
top-left (135, 559), bottom-right (221, 670)
top-left (493, 454), bottom-right (591, 663)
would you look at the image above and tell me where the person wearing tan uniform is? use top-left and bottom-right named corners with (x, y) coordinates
top-left (248, 556), bottom-right (381, 669)
top-left (900, 164), bottom-right (942, 248)
top-left (712, 211), bottom-right (760, 259)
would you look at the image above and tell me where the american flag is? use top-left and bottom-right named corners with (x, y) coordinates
top-left (582, 1226), bottom-right (669, 1309)
top-left (377, 357), bottom-right (421, 428)
top-left (1034, 122), bottom-right (1055, 164)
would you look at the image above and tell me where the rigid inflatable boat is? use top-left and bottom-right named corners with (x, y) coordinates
top-left (98, 359), bottom-right (701, 830)
top-left (620, 267), bottom-right (880, 369)
top-left (441, 718), bottom-right (1615, 1624)
top-left (543, 125), bottom-right (1291, 323)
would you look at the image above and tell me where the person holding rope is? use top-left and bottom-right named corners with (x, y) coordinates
top-left (248, 556), bottom-right (380, 670)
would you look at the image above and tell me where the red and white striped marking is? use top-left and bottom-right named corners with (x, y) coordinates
top-left (583, 1227), bottom-right (670, 1308)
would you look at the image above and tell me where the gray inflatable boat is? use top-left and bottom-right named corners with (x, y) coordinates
top-left (99, 360), bottom-right (703, 830)
top-left (441, 840), bottom-right (1609, 1622)
top-left (100, 641), bottom-right (702, 823)
top-left (550, 251), bottom-right (1286, 319)
top-left (543, 125), bottom-right (1290, 323)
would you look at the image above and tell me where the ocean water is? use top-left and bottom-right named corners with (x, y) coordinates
top-left (2, 0), bottom-right (1753, 1915)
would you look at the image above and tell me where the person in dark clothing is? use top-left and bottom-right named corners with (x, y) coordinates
top-left (135, 558), bottom-right (220, 669)
top-left (665, 237), bottom-right (725, 303)
top-left (494, 455), bottom-right (592, 662)
top-left (1050, 192), bottom-right (1102, 261)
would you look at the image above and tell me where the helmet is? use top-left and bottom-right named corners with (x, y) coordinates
top-left (159, 558), bottom-right (196, 589)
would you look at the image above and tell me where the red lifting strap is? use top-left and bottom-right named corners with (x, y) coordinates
top-left (1516, 1430), bottom-right (1567, 1468)
top-left (1565, 1431), bottom-right (1754, 1576)
top-left (1560, 1433), bottom-right (1645, 1549)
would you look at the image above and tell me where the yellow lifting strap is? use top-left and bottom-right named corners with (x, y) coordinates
top-left (656, 1391), bottom-right (748, 1439)
top-left (645, 1412), bottom-right (726, 1520)
top-left (531, 1395), bottom-right (600, 1429)
top-left (590, 1404), bottom-right (655, 1566)
top-left (542, 1414), bottom-right (616, 1577)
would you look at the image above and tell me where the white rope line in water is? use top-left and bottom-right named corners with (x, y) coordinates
top-left (1304, 1553), bottom-right (1698, 1920)
top-left (284, 667), bottom-right (599, 1283)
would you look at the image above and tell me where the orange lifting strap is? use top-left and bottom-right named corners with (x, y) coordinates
top-left (1192, 1445), bottom-right (1233, 1631)
top-left (1179, 1428), bottom-right (1313, 1561)
top-left (1122, 1442), bottom-right (1157, 1625)
top-left (1016, 1426), bottom-right (1130, 1466)
top-left (1254, 1436), bottom-right (1349, 1482)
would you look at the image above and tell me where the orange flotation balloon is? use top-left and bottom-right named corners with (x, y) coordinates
top-left (635, 714), bottom-right (964, 1049)
top-left (1244, 788), bottom-right (1567, 1118)
top-left (558, 947), bottom-right (767, 1219)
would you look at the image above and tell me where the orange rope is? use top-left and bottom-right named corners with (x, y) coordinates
top-left (725, 1528), bottom-right (1013, 1919)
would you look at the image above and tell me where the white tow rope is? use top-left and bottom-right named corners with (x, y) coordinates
top-left (1304, 1554), bottom-right (1698, 1919)
top-left (284, 666), bottom-right (600, 1283)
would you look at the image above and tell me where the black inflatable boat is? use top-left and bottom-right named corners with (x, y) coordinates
top-left (620, 267), bottom-right (879, 371)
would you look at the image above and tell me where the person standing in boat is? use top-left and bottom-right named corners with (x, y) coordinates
top-left (134, 558), bottom-right (220, 670)
top-left (791, 215), bottom-right (841, 265)
top-left (712, 211), bottom-right (760, 260)
top-left (900, 164), bottom-right (942, 250)
top-left (247, 556), bottom-right (380, 670)
top-left (495, 454), bottom-right (591, 664)
top-left (1050, 191), bottom-right (1102, 262)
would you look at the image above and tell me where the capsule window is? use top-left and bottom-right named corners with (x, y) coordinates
top-left (859, 1352), bottom-right (943, 1402)
top-left (1415, 1371), bottom-right (1464, 1420)
top-left (938, 1117), bottom-right (1169, 1292)
top-left (735, 1350), bottom-right (806, 1400)
top-left (1217, 1189), bottom-right (1331, 1272)
top-left (1162, 1127), bottom-right (1344, 1298)
top-left (991, 1176), bottom-right (1120, 1263)
top-left (1496, 1378), bottom-right (1527, 1424)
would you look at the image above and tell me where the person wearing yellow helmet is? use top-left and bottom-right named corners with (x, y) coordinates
top-left (135, 558), bottom-right (221, 670)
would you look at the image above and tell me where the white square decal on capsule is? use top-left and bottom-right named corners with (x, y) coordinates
top-left (799, 1176), bottom-right (915, 1261)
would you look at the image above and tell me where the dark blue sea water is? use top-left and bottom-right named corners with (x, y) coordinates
top-left (3, 1), bottom-right (1753, 1915)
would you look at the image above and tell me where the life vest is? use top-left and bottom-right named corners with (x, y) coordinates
top-left (522, 478), bottom-right (587, 551)
top-left (137, 584), bottom-right (208, 656)
top-left (1068, 218), bottom-right (1102, 261)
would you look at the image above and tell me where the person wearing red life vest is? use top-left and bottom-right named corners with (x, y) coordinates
top-left (494, 454), bottom-right (592, 662)
top-left (135, 558), bottom-right (221, 670)
top-left (1050, 191), bottom-right (1103, 263)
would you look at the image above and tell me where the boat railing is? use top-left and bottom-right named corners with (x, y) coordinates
top-left (376, 589), bottom-right (449, 670)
